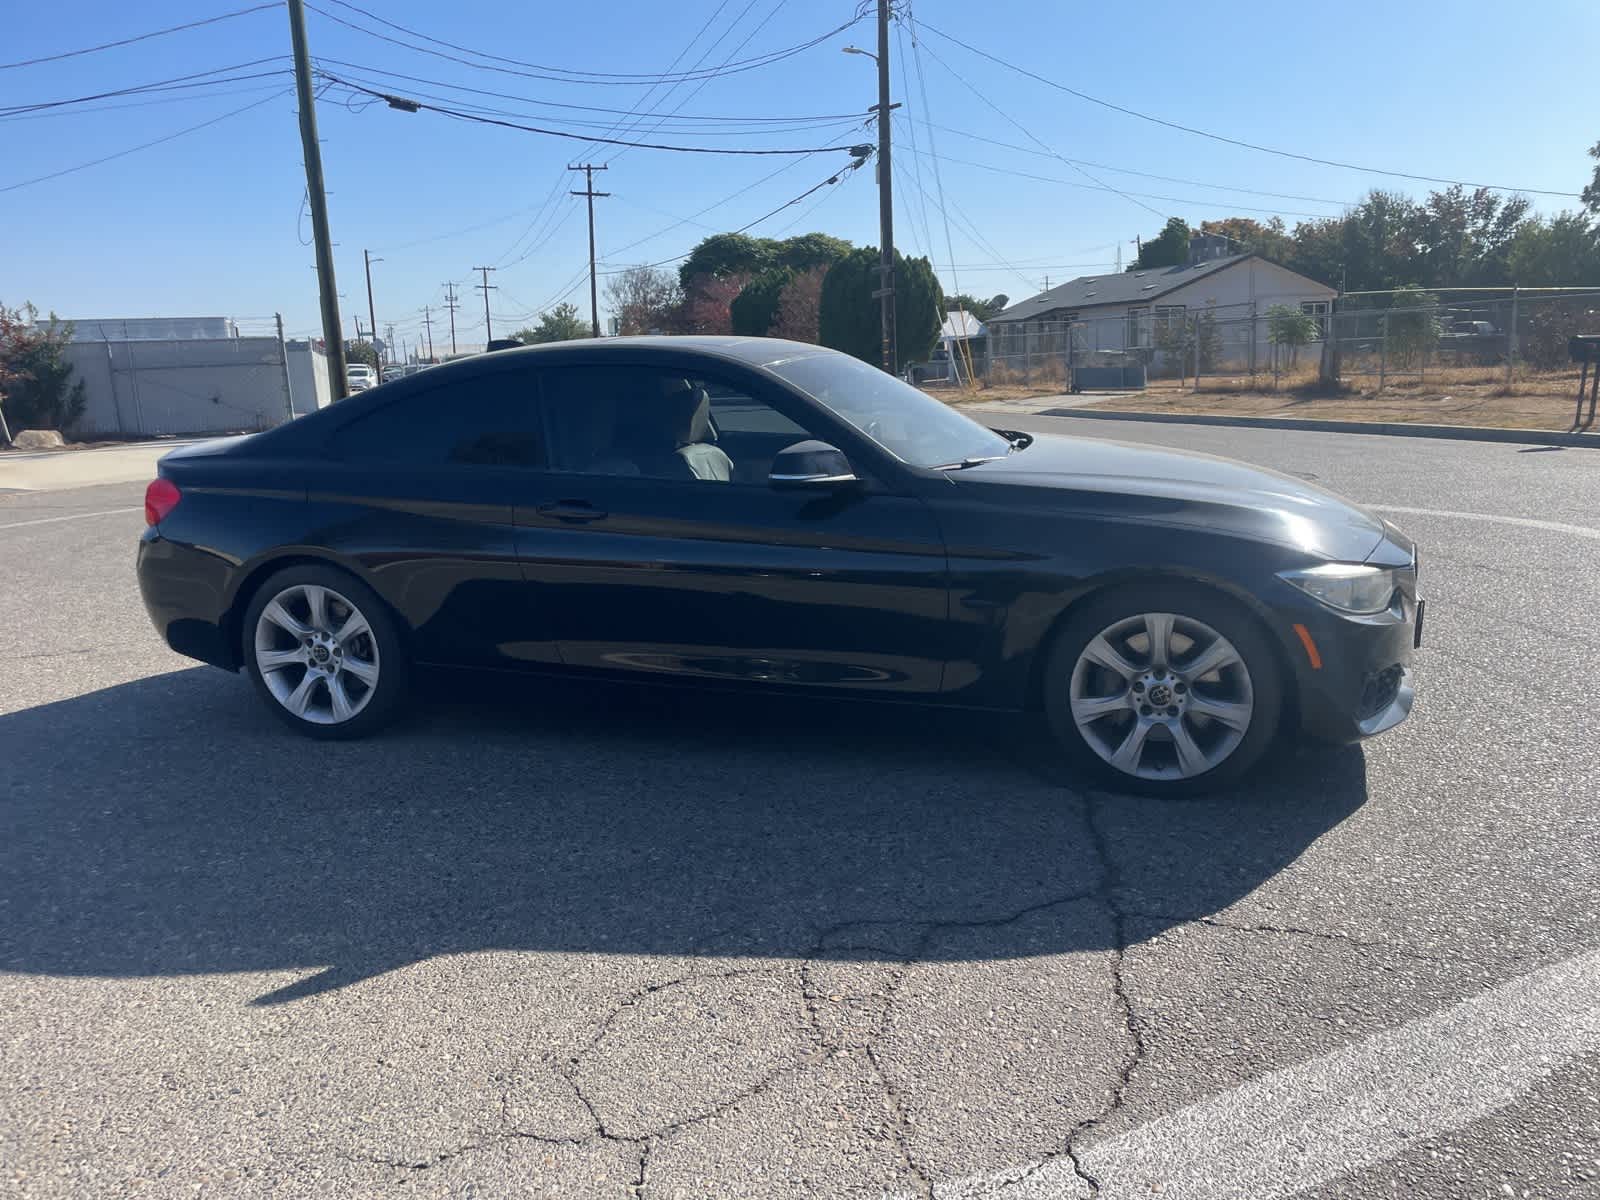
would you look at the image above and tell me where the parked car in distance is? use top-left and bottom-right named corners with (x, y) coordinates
top-left (346, 363), bottom-right (378, 392)
top-left (136, 337), bottom-right (1422, 795)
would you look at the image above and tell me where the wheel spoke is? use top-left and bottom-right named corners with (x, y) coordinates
top-left (1189, 695), bottom-right (1251, 731)
top-left (1071, 691), bottom-right (1131, 723)
top-left (327, 674), bottom-right (355, 722)
top-left (334, 609), bottom-right (370, 644)
top-left (1144, 613), bottom-right (1175, 670)
top-left (303, 585), bottom-right (331, 633)
top-left (341, 655), bottom-right (378, 686)
top-left (1083, 635), bottom-right (1140, 681)
top-left (1182, 637), bottom-right (1240, 681)
top-left (257, 647), bottom-right (305, 673)
top-left (1171, 720), bottom-right (1209, 776)
top-left (1109, 719), bottom-right (1153, 773)
top-left (262, 599), bottom-right (309, 639)
top-left (283, 671), bottom-right (320, 717)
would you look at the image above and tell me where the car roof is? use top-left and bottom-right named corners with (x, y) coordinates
top-left (249, 337), bottom-right (845, 455)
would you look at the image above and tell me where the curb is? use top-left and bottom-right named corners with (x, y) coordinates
top-left (1036, 407), bottom-right (1600, 447)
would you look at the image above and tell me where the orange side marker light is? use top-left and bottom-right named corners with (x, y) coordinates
top-left (1291, 623), bottom-right (1323, 670)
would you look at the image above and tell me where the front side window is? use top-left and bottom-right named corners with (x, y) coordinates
top-left (330, 371), bottom-right (544, 467)
top-left (542, 366), bottom-right (816, 485)
top-left (764, 350), bottom-right (1010, 469)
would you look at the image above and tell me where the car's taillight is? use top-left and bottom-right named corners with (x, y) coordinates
top-left (144, 478), bottom-right (181, 526)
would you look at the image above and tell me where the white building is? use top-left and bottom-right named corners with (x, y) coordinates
top-left (986, 240), bottom-right (1334, 368)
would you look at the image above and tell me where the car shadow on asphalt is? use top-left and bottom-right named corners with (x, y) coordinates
top-left (0, 666), bottom-right (1368, 1004)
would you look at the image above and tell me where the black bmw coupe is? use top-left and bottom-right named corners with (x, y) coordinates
top-left (138, 337), bottom-right (1421, 795)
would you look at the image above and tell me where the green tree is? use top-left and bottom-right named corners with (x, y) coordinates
top-left (345, 339), bottom-right (378, 370)
top-left (1584, 140), bottom-right (1600, 214)
top-left (730, 268), bottom-right (795, 336)
top-left (513, 303), bottom-right (590, 344)
top-left (1410, 185), bottom-right (1529, 288)
top-left (1288, 191), bottom-right (1422, 293)
top-left (1506, 212), bottom-right (1600, 286)
top-left (945, 293), bottom-right (1010, 320)
top-left (0, 303), bottom-right (87, 433)
top-left (771, 266), bottom-right (826, 343)
top-left (1383, 286), bottom-right (1441, 365)
top-left (1131, 217), bottom-right (1191, 270)
top-left (1265, 304), bottom-right (1319, 367)
top-left (677, 233), bottom-right (775, 289)
top-left (818, 248), bottom-right (942, 372)
top-left (1198, 216), bottom-right (1292, 262)
top-left (776, 232), bottom-right (852, 272)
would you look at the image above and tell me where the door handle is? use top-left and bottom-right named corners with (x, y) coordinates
top-left (536, 500), bottom-right (608, 523)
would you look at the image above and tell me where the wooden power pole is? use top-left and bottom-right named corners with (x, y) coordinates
top-left (286, 0), bottom-right (348, 399)
top-left (472, 266), bottom-right (497, 345)
top-left (569, 164), bottom-right (610, 338)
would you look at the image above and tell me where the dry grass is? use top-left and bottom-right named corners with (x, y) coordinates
top-left (1091, 366), bottom-right (1592, 430)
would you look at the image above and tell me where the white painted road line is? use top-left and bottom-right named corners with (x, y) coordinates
top-left (1371, 504), bottom-right (1600, 541)
top-left (923, 945), bottom-right (1600, 1200)
top-left (0, 507), bottom-right (142, 532)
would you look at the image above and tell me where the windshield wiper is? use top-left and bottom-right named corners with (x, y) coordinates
top-left (931, 455), bottom-right (1006, 471)
top-left (992, 428), bottom-right (1033, 452)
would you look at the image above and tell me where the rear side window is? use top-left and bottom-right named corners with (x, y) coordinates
top-left (330, 371), bottom-right (544, 467)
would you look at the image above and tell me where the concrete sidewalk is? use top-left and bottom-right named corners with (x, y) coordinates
top-left (0, 440), bottom-right (205, 492)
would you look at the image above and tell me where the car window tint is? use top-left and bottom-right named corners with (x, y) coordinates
top-left (544, 367), bottom-right (814, 485)
top-left (331, 371), bottom-right (544, 467)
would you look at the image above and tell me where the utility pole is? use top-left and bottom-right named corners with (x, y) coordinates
top-left (287, 0), bottom-right (348, 400)
top-left (569, 164), bottom-right (610, 338)
top-left (275, 312), bottom-right (295, 421)
top-left (421, 306), bottom-right (435, 360)
top-left (873, 0), bottom-right (896, 375)
top-left (363, 249), bottom-right (381, 364)
top-left (385, 322), bottom-right (395, 366)
top-left (442, 283), bottom-right (459, 354)
top-left (472, 266), bottom-right (497, 345)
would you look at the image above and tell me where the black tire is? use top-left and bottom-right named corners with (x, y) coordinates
top-left (241, 563), bottom-right (410, 740)
top-left (1042, 582), bottom-right (1283, 797)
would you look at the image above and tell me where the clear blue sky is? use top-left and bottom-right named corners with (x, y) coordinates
top-left (3, 0), bottom-right (1595, 352)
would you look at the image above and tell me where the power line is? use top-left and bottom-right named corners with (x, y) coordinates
top-left (0, 59), bottom-right (290, 117)
top-left (899, 145), bottom-right (1341, 219)
top-left (0, 80), bottom-right (291, 123)
top-left (915, 19), bottom-right (1581, 199)
top-left (600, 155), bottom-right (868, 273)
top-left (305, 1), bottom-right (860, 88)
top-left (907, 119), bottom-right (1353, 207)
top-left (0, 89), bottom-right (291, 194)
top-left (315, 72), bottom-right (871, 155)
top-left (907, 22), bottom-right (1166, 220)
top-left (1, 3), bottom-right (282, 70)
top-left (308, 56), bottom-right (863, 124)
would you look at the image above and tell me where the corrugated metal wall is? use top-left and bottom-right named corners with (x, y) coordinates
top-left (65, 337), bottom-right (296, 436)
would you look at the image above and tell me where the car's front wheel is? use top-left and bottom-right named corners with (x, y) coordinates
top-left (1043, 584), bottom-right (1283, 796)
top-left (242, 565), bottom-right (409, 739)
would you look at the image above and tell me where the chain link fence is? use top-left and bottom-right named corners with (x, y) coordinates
top-left (943, 289), bottom-right (1600, 403)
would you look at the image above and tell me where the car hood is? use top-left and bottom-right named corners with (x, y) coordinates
top-left (949, 432), bottom-right (1389, 561)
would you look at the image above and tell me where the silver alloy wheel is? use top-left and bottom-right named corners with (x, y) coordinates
top-left (1068, 611), bottom-right (1254, 781)
top-left (253, 583), bottom-right (380, 725)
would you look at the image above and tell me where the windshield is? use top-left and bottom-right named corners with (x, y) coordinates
top-left (767, 351), bottom-right (1010, 469)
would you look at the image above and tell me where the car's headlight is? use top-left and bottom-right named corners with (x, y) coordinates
top-left (1278, 563), bottom-right (1400, 614)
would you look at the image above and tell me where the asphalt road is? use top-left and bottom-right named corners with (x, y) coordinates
top-left (3, 418), bottom-right (1599, 1199)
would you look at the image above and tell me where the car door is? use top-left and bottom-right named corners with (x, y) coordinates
top-left (516, 359), bottom-right (952, 693)
top-left (297, 363), bottom-right (563, 670)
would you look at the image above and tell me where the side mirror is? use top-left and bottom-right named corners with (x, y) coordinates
top-left (769, 440), bottom-right (859, 489)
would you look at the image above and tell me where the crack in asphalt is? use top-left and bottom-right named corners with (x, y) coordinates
top-left (1126, 909), bottom-right (1471, 967)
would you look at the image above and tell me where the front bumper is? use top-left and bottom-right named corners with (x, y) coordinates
top-left (1287, 585), bottom-right (1420, 742)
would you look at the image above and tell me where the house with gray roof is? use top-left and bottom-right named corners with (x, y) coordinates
top-left (985, 237), bottom-right (1333, 369)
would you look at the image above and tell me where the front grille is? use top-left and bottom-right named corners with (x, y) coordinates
top-left (1359, 664), bottom-right (1405, 719)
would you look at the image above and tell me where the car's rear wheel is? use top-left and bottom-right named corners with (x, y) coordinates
top-left (1043, 584), bottom-right (1282, 796)
top-left (242, 565), bottom-right (408, 739)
